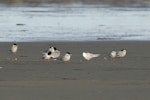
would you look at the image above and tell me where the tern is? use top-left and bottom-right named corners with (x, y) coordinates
top-left (47, 46), bottom-right (61, 59)
top-left (11, 43), bottom-right (18, 53)
top-left (62, 52), bottom-right (72, 64)
top-left (109, 51), bottom-right (117, 58)
top-left (42, 51), bottom-right (52, 60)
top-left (116, 49), bottom-right (127, 58)
top-left (82, 52), bottom-right (100, 60)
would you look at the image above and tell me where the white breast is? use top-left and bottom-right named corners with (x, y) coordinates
top-left (110, 51), bottom-right (117, 58)
top-left (11, 45), bottom-right (18, 53)
top-left (42, 53), bottom-right (51, 60)
top-left (62, 54), bottom-right (71, 62)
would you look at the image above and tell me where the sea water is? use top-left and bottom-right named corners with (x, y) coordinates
top-left (0, 4), bottom-right (150, 42)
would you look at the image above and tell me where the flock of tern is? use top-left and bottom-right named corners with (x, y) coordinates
top-left (11, 43), bottom-right (127, 63)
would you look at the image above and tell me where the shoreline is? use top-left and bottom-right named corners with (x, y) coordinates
top-left (1, 39), bottom-right (150, 43)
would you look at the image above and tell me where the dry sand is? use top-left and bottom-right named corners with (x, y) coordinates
top-left (0, 41), bottom-right (150, 100)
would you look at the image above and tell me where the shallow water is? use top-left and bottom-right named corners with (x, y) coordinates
top-left (0, 4), bottom-right (150, 42)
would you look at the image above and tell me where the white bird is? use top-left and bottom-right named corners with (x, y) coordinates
top-left (11, 43), bottom-right (18, 53)
top-left (62, 52), bottom-right (72, 64)
top-left (48, 47), bottom-right (56, 52)
top-left (82, 52), bottom-right (100, 60)
top-left (116, 49), bottom-right (127, 58)
top-left (109, 51), bottom-right (117, 58)
top-left (51, 49), bottom-right (61, 59)
top-left (42, 51), bottom-right (52, 60)
top-left (47, 47), bottom-right (61, 59)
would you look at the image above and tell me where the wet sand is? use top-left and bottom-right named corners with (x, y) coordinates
top-left (0, 41), bottom-right (150, 100)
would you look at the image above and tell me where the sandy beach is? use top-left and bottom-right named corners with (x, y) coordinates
top-left (0, 41), bottom-right (150, 100)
